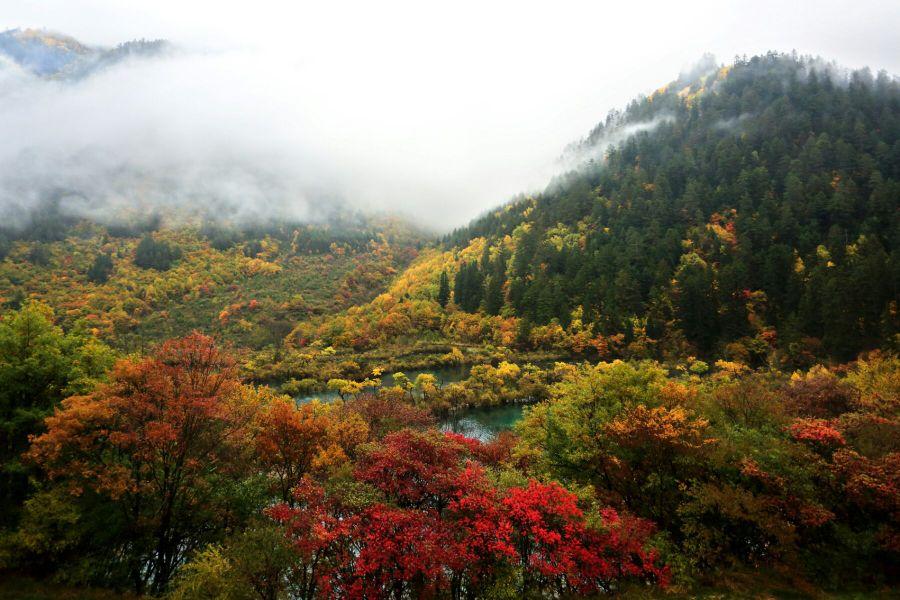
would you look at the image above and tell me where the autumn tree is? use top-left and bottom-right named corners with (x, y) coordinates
top-left (515, 360), bottom-right (670, 481)
top-left (356, 429), bottom-right (466, 510)
top-left (26, 333), bottom-right (264, 593)
top-left (504, 480), bottom-right (668, 595)
top-left (601, 403), bottom-right (715, 526)
top-left (0, 302), bottom-right (115, 526)
top-left (168, 524), bottom-right (299, 600)
top-left (270, 432), bottom-right (496, 599)
top-left (784, 366), bottom-right (859, 418)
top-left (267, 429), bottom-right (668, 599)
top-left (266, 479), bottom-right (355, 600)
top-left (344, 394), bottom-right (434, 439)
top-left (255, 398), bottom-right (367, 503)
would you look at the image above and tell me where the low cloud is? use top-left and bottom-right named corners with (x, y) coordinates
top-left (713, 113), bottom-right (751, 131)
top-left (0, 43), bottom-right (572, 232)
top-left (2, 33), bottom-right (892, 234)
top-left (0, 49), bottom-right (352, 228)
top-left (561, 113), bottom-right (677, 171)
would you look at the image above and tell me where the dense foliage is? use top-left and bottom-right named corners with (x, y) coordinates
top-left (0, 302), bottom-right (115, 527)
top-left (0, 217), bottom-right (422, 352)
top-left (515, 358), bottom-right (900, 587)
top-left (444, 54), bottom-right (899, 362)
top-left (290, 57), bottom-right (897, 371)
top-left (1, 332), bottom-right (673, 597)
top-left (0, 325), bottom-right (895, 597)
top-left (133, 234), bottom-right (182, 271)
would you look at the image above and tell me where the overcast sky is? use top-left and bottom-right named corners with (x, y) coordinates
top-left (2, 1), bottom-right (898, 229)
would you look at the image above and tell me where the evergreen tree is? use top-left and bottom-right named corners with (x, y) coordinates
top-left (674, 253), bottom-right (720, 354)
top-left (0, 232), bottom-right (10, 261)
top-left (134, 234), bottom-right (182, 270)
top-left (453, 261), bottom-right (484, 312)
top-left (87, 252), bottom-right (114, 283)
top-left (484, 253), bottom-right (507, 316)
top-left (243, 239), bottom-right (264, 258)
top-left (27, 244), bottom-right (50, 266)
top-left (437, 270), bottom-right (450, 308)
top-left (484, 273), bottom-right (504, 316)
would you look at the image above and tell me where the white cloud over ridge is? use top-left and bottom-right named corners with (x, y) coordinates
top-left (1, 1), bottom-right (898, 230)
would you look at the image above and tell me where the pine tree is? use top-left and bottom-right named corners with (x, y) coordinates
top-left (453, 265), bottom-right (466, 309)
top-left (437, 270), bottom-right (450, 308)
top-left (484, 274), bottom-right (504, 316)
top-left (673, 254), bottom-right (719, 354)
top-left (454, 261), bottom-right (484, 312)
top-left (87, 253), bottom-right (114, 284)
top-left (135, 234), bottom-right (182, 271)
top-left (440, 54), bottom-right (900, 361)
top-left (484, 254), bottom-right (507, 316)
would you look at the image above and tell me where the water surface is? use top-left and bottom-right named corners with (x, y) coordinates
top-left (294, 365), bottom-right (471, 404)
top-left (439, 403), bottom-right (526, 441)
top-left (293, 364), bottom-right (531, 441)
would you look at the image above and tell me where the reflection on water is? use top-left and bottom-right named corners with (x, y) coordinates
top-left (439, 403), bottom-right (526, 442)
top-left (294, 365), bottom-right (471, 405)
top-left (384, 366), bottom-right (471, 388)
top-left (295, 389), bottom-right (342, 404)
top-left (292, 364), bottom-right (535, 441)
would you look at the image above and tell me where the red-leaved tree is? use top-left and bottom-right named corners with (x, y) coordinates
top-left (270, 428), bottom-right (669, 599)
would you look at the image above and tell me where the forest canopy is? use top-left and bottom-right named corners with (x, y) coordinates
top-left (443, 54), bottom-right (899, 362)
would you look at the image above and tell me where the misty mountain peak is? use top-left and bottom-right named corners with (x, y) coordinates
top-left (0, 28), bottom-right (169, 79)
top-left (0, 28), bottom-right (92, 76)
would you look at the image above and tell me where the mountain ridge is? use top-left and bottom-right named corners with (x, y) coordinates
top-left (298, 52), bottom-right (899, 365)
top-left (0, 27), bottom-right (169, 79)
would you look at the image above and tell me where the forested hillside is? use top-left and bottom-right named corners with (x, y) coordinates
top-left (440, 53), bottom-right (898, 363)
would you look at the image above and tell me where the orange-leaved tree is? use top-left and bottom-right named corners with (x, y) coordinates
top-left (255, 398), bottom-right (368, 504)
top-left (27, 332), bottom-right (264, 594)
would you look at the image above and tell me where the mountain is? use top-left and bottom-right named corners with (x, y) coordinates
top-left (0, 28), bottom-right (168, 79)
top-left (303, 53), bottom-right (899, 365)
top-left (448, 53), bottom-right (899, 362)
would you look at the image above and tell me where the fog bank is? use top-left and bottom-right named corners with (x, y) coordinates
top-left (2, 1), bottom-right (899, 231)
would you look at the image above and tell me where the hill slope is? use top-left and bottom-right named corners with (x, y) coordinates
top-left (320, 53), bottom-right (898, 365)
top-left (0, 215), bottom-right (425, 354)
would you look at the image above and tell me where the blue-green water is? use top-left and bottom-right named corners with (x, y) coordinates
top-left (439, 403), bottom-right (526, 441)
top-left (293, 364), bottom-right (528, 441)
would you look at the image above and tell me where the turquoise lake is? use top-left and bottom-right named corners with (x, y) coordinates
top-left (294, 364), bottom-right (529, 440)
